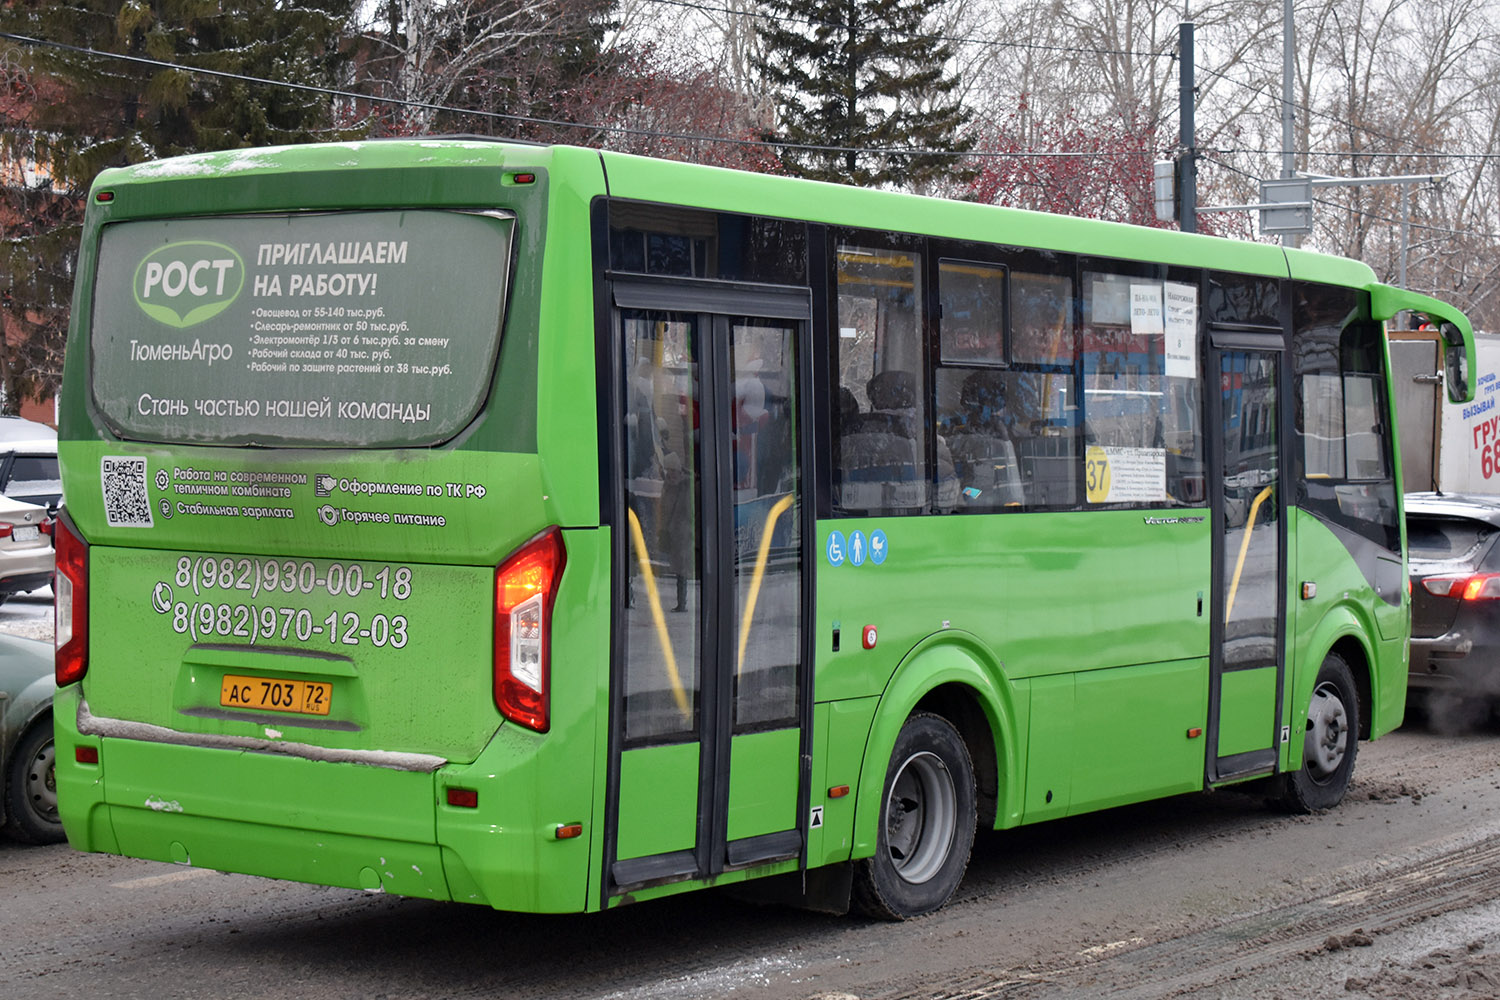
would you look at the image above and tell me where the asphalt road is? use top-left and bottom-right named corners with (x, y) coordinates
top-left (0, 586), bottom-right (54, 642)
top-left (7, 701), bottom-right (1500, 998)
top-left (8, 587), bottom-right (1500, 998)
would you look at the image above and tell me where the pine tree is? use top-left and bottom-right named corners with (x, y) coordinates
top-left (0, 0), bottom-right (358, 409)
top-left (753, 0), bottom-right (972, 188)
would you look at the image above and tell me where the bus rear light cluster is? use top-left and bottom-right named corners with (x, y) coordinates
top-left (1421, 573), bottom-right (1500, 600)
top-left (55, 515), bottom-right (89, 686)
top-left (493, 528), bottom-right (566, 733)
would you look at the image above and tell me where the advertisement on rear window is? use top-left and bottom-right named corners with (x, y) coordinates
top-left (90, 210), bottom-right (513, 447)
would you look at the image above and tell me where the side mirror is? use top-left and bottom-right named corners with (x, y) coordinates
top-left (1441, 321), bottom-right (1469, 403)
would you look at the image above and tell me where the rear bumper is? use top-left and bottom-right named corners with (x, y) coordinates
top-left (0, 570), bottom-right (52, 594)
top-left (53, 685), bottom-right (595, 912)
top-left (1408, 630), bottom-right (1500, 695)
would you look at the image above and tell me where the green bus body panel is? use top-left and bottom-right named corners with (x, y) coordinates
top-left (1283, 247), bottom-right (1382, 288)
top-left (727, 728), bottom-right (800, 842)
top-left (1287, 510), bottom-right (1405, 750)
top-left (616, 742), bottom-right (699, 861)
top-left (433, 717), bottom-right (598, 913)
top-left (55, 526), bottom-right (608, 913)
top-left (1023, 675), bottom-right (1074, 822)
top-left (1069, 658), bottom-right (1208, 814)
top-left (1024, 660), bottom-right (1208, 821)
top-left (817, 510), bottom-right (1211, 701)
top-left (62, 442), bottom-right (554, 569)
top-left (1216, 668), bottom-right (1277, 757)
top-left (53, 686), bottom-right (118, 854)
top-left (809, 697), bottom-right (878, 865)
top-left (104, 738), bottom-right (447, 894)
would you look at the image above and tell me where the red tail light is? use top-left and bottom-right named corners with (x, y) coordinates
top-left (1422, 573), bottom-right (1500, 600)
top-left (55, 514), bottom-right (89, 686)
top-left (494, 528), bottom-right (566, 733)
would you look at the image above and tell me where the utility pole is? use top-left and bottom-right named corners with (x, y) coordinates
top-left (1281, 0), bottom-right (1299, 247)
top-left (1178, 21), bottom-right (1196, 233)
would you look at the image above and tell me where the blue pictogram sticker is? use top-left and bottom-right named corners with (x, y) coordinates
top-left (826, 530), bottom-right (846, 567)
top-left (849, 529), bottom-right (867, 566)
top-left (869, 528), bottom-right (888, 565)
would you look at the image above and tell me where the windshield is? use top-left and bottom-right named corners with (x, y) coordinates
top-left (1407, 516), bottom-right (1493, 562)
top-left (90, 209), bottom-right (514, 448)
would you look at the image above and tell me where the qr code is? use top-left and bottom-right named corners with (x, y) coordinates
top-left (101, 456), bottom-right (154, 528)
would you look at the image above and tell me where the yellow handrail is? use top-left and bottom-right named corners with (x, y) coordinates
top-left (626, 508), bottom-right (691, 720)
top-left (1225, 485), bottom-right (1274, 624)
top-left (736, 494), bottom-right (796, 677)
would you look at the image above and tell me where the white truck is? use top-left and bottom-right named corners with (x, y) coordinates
top-left (1391, 330), bottom-right (1500, 494)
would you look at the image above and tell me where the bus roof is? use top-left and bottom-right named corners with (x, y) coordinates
top-left (87, 138), bottom-right (1373, 288)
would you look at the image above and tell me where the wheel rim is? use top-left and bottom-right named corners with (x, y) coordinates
top-left (23, 737), bottom-right (59, 824)
top-left (884, 750), bottom-right (956, 884)
top-left (1304, 680), bottom-right (1349, 783)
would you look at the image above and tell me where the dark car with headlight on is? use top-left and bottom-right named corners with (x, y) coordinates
top-left (1407, 492), bottom-right (1500, 717)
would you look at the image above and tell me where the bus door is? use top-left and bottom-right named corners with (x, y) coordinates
top-left (1207, 332), bottom-right (1287, 783)
top-left (605, 280), bottom-right (813, 898)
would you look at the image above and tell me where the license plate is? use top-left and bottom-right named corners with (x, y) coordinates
top-left (220, 674), bottom-right (332, 716)
top-left (11, 525), bottom-right (38, 542)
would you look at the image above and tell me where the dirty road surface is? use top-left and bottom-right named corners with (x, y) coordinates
top-left (6, 721), bottom-right (1500, 999)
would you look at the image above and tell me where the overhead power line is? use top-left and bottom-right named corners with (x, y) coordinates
top-left (1208, 145), bottom-right (1500, 162)
top-left (1, 30), bottom-right (1488, 172)
top-left (0, 30), bottom-right (1156, 161)
top-left (636, 0), bottom-right (1170, 60)
top-left (1194, 62), bottom-right (1454, 162)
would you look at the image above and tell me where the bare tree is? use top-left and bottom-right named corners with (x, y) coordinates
top-left (358, 0), bottom-right (597, 134)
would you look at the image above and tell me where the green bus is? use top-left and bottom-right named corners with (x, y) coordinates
top-left (53, 139), bottom-right (1475, 919)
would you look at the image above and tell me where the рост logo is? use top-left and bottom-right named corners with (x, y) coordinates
top-left (133, 241), bottom-right (245, 328)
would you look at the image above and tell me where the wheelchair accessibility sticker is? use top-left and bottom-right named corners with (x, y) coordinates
top-left (826, 528), bottom-right (890, 567)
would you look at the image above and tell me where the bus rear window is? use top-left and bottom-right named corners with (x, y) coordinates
top-left (89, 209), bottom-right (514, 447)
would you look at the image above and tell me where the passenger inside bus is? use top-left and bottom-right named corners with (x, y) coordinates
top-left (943, 370), bottom-right (1025, 508)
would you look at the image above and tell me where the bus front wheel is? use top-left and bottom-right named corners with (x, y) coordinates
top-left (1277, 652), bottom-right (1359, 813)
top-left (852, 711), bottom-right (976, 920)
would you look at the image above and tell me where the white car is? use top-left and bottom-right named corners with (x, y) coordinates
top-left (0, 496), bottom-right (52, 604)
top-left (0, 433), bottom-right (60, 512)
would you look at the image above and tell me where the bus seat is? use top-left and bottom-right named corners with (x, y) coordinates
top-left (946, 371), bottom-right (1025, 508)
top-left (838, 371), bottom-right (924, 511)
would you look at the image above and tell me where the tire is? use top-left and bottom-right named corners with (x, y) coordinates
top-left (1277, 653), bottom-right (1359, 813)
top-left (852, 712), bottom-right (976, 920)
top-left (4, 717), bottom-right (64, 845)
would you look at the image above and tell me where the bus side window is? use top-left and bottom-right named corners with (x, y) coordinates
top-left (1077, 270), bottom-right (1204, 508)
top-left (1294, 283), bottom-right (1398, 550)
top-left (834, 243), bottom-right (927, 514)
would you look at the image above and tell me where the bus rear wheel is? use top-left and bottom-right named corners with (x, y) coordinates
top-left (853, 711), bottom-right (976, 920)
top-left (1277, 652), bottom-right (1359, 813)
